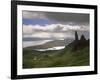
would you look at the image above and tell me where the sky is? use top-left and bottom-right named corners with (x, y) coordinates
top-left (22, 11), bottom-right (90, 47)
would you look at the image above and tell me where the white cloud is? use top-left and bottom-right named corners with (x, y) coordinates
top-left (23, 24), bottom-right (89, 39)
top-left (23, 25), bottom-right (33, 35)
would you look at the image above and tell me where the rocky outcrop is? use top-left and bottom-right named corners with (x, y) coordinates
top-left (67, 31), bottom-right (89, 51)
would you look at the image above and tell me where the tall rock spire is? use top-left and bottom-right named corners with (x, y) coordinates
top-left (75, 31), bottom-right (78, 41)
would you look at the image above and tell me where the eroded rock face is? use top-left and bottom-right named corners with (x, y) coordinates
top-left (67, 31), bottom-right (89, 51)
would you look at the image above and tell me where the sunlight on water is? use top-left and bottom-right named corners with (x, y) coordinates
top-left (35, 46), bottom-right (65, 51)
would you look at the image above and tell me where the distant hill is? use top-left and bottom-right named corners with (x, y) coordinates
top-left (24, 38), bottom-right (73, 50)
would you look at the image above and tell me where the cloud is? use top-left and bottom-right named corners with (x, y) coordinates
top-left (22, 11), bottom-right (47, 19)
top-left (23, 24), bottom-right (89, 40)
top-left (23, 24), bottom-right (89, 33)
top-left (45, 12), bottom-right (89, 24)
top-left (23, 11), bottom-right (89, 25)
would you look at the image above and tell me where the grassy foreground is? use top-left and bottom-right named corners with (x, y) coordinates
top-left (23, 46), bottom-right (89, 68)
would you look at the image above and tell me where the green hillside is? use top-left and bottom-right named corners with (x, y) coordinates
top-left (23, 46), bottom-right (89, 68)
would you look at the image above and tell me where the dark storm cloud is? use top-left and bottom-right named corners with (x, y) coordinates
top-left (23, 11), bottom-right (89, 25)
top-left (45, 12), bottom-right (89, 24)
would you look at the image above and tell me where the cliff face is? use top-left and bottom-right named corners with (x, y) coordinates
top-left (67, 31), bottom-right (89, 51)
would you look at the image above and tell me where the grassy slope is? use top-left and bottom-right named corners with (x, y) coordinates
top-left (23, 46), bottom-right (89, 68)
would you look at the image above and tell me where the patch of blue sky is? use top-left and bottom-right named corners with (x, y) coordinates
top-left (23, 18), bottom-right (57, 26)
